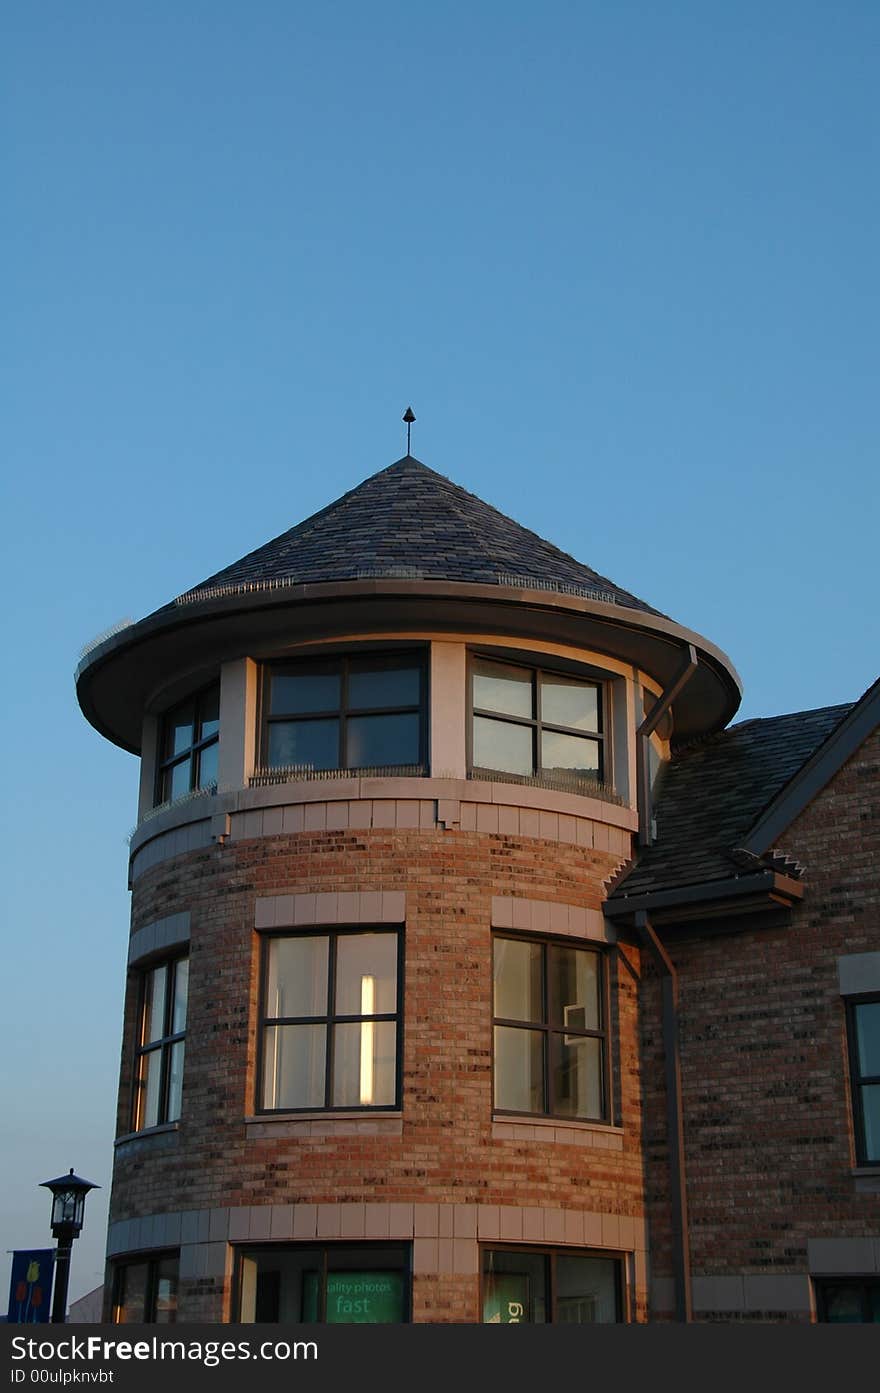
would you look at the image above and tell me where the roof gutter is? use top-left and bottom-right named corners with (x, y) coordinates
top-left (634, 910), bottom-right (692, 1323)
top-left (605, 868), bottom-right (805, 922)
top-left (636, 643), bottom-right (698, 846)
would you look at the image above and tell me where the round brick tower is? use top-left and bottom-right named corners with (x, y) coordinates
top-left (77, 455), bottom-right (741, 1324)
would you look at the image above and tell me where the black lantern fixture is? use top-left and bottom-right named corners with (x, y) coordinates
top-left (40, 1169), bottom-right (100, 1323)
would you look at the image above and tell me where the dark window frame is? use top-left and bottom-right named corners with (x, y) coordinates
top-left (155, 681), bottom-right (220, 806)
top-left (111, 1251), bottom-right (179, 1324)
top-left (132, 955), bottom-right (188, 1133)
top-left (815, 1276), bottom-right (880, 1323)
top-left (468, 652), bottom-right (606, 785)
top-left (257, 927), bottom-right (404, 1115)
top-left (234, 1242), bottom-right (412, 1324)
top-left (492, 932), bottom-right (609, 1124)
top-left (260, 650), bottom-right (428, 776)
top-left (480, 1244), bottom-right (624, 1324)
top-left (845, 992), bottom-right (880, 1165)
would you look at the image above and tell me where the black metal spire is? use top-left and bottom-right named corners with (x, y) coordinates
top-left (403, 405), bottom-right (415, 455)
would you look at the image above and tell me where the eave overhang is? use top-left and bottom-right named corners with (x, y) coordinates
top-left (604, 868), bottom-right (805, 933)
top-left (76, 578), bottom-right (742, 755)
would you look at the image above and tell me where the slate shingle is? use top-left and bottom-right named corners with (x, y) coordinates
top-left (610, 703), bottom-right (852, 898)
top-left (176, 456), bottom-right (662, 617)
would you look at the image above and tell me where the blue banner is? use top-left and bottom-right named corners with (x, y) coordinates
top-left (6, 1249), bottom-right (54, 1324)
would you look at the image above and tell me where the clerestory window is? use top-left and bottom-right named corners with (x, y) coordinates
top-left (155, 683), bottom-right (219, 805)
top-left (261, 652), bottom-right (426, 776)
top-left (471, 656), bottom-right (604, 788)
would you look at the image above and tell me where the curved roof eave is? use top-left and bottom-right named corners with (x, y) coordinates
top-left (76, 578), bottom-right (742, 755)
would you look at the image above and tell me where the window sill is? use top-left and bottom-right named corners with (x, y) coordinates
top-left (114, 1123), bottom-right (179, 1152)
top-left (245, 1111), bottom-right (403, 1140)
top-left (492, 1113), bottom-right (624, 1151)
top-left (851, 1165), bottom-right (880, 1176)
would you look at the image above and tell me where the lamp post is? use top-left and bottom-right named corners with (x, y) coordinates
top-left (40, 1169), bottom-right (100, 1324)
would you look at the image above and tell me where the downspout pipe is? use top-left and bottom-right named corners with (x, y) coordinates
top-left (636, 643), bottom-right (697, 847)
top-left (635, 909), bottom-right (692, 1323)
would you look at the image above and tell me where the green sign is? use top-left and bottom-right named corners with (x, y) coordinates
top-left (302, 1271), bottom-right (404, 1323)
top-left (483, 1273), bottom-right (531, 1323)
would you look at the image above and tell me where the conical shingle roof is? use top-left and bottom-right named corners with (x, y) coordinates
top-left (178, 456), bottom-right (662, 617)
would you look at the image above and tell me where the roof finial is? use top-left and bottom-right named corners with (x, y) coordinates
top-left (403, 406), bottom-right (415, 455)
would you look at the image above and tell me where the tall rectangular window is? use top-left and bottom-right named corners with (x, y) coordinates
top-left (238, 1245), bottom-right (410, 1323)
top-left (262, 653), bottom-right (426, 776)
top-left (112, 1254), bottom-right (179, 1323)
top-left (133, 957), bottom-right (188, 1131)
top-left (482, 1248), bottom-right (621, 1323)
top-left (259, 930), bottom-right (401, 1112)
top-left (471, 657), bottom-right (604, 787)
top-left (493, 936), bottom-right (606, 1122)
top-left (847, 996), bottom-right (880, 1164)
top-left (156, 683), bottom-right (220, 805)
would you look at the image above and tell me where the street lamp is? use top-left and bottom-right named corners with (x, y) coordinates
top-left (40, 1169), bottom-right (100, 1324)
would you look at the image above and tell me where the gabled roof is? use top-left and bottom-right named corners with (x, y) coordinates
top-left (176, 455), bottom-right (663, 617)
top-left (609, 701), bottom-right (854, 901)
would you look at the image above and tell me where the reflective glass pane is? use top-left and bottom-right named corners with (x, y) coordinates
top-left (540, 730), bottom-right (600, 776)
top-left (262, 1024), bottom-right (326, 1109)
top-left (348, 661), bottom-right (420, 709)
top-left (494, 1026), bottom-right (544, 1112)
top-left (346, 713), bottom-right (420, 768)
top-left (270, 669), bottom-right (340, 715)
top-left (199, 686), bottom-right (220, 739)
top-left (473, 716), bottom-right (533, 775)
top-left (154, 1257), bottom-right (178, 1324)
top-left (166, 701), bottom-right (195, 758)
top-left (268, 718), bottom-right (339, 771)
top-left (137, 1048), bottom-right (162, 1129)
top-left (482, 1250), bottom-right (547, 1324)
top-left (115, 1263), bottom-right (148, 1323)
top-left (855, 1001), bottom-right (880, 1075)
top-left (473, 659), bottom-right (533, 718)
top-left (171, 959), bottom-right (188, 1034)
top-left (871, 1286), bottom-right (880, 1322)
top-left (196, 739), bottom-right (218, 789)
top-left (556, 1255), bottom-right (618, 1323)
top-left (332, 1021), bottom-right (396, 1107)
top-left (861, 1085), bottom-right (880, 1162)
top-left (143, 966), bottom-right (167, 1043)
top-left (266, 937), bottom-right (328, 1019)
top-left (167, 757), bottom-right (193, 801)
top-left (822, 1285), bottom-right (865, 1322)
top-left (166, 1040), bottom-right (185, 1121)
top-left (494, 939), bottom-right (543, 1022)
top-left (335, 934), bottom-right (397, 1016)
top-left (549, 947), bottom-right (599, 1031)
top-left (552, 1034), bottom-right (602, 1120)
top-left (541, 674), bottom-right (599, 732)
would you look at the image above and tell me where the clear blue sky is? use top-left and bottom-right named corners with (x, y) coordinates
top-left (2, 1), bottom-right (877, 1304)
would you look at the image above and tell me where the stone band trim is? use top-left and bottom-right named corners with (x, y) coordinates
top-left (651, 1274), bottom-right (813, 1315)
top-left (491, 896), bottom-right (612, 942)
top-left (255, 891), bottom-right (406, 930)
top-left (838, 952), bottom-right (880, 997)
top-left (492, 1117), bottom-right (624, 1150)
top-left (128, 911), bottom-right (191, 966)
top-left (245, 1113), bottom-right (403, 1140)
top-left (129, 778), bottom-right (637, 882)
top-left (807, 1237), bottom-right (880, 1274)
top-left (108, 1202), bottom-right (648, 1283)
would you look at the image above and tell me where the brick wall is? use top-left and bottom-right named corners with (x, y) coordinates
top-left (111, 823), bottom-right (644, 1321)
top-left (644, 726), bottom-right (880, 1321)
